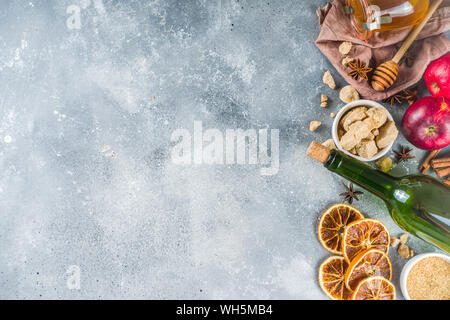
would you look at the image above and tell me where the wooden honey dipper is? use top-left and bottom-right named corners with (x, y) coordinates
top-left (371, 0), bottom-right (443, 91)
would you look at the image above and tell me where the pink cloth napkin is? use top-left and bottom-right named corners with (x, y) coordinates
top-left (316, 0), bottom-right (450, 101)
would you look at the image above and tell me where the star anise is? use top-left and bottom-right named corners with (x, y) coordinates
top-left (394, 146), bottom-right (415, 163)
top-left (347, 59), bottom-right (373, 81)
top-left (383, 93), bottom-right (404, 106)
top-left (339, 180), bottom-right (363, 204)
top-left (400, 50), bottom-right (415, 67)
top-left (403, 88), bottom-right (418, 105)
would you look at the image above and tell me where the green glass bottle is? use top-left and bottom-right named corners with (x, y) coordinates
top-left (307, 142), bottom-right (450, 253)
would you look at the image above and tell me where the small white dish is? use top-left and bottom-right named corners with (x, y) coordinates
top-left (332, 99), bottom-right (395, 162)
top-left (400, 252), bottom-right (450, 300)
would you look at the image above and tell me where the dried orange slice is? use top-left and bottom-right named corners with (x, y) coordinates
top-left (342, 218), bottom-right (390, 262)
top-left (352, 276), bottom-right (396, 300)
top-left (317, 203), bottom-right (364, 254)
top-left (345, 248), bottom-right (392, 291)
top-left (318, 256), bottom-right (353, 300)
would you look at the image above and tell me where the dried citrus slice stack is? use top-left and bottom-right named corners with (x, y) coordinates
top-left (342, 218), bottom-right (390, 262)
top-left (317, 203), bottom-right (364, 254)
top-left (318, 256), bottom-right (353, 300)
top-left (345, 248), bottom-right (392, 291)
top-left (352, 276), bottom-right (396, 300)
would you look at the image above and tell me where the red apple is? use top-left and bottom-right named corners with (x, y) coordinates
top-left (402, 96), bottom-right (450, 150)
top-left (424, 53), bottom-right (450, 99)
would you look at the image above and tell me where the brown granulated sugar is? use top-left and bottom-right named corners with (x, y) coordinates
top-left (406, 257), bottom-right (450, 300)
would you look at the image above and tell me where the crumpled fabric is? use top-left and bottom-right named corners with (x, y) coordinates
top-left (316, 0), bottom-right (450, 101)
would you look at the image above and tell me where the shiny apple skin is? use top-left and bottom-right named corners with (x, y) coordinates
top-left (424, 53), bottom-right (450, 99)
top-left (402, 96), bottom-right (450, 150)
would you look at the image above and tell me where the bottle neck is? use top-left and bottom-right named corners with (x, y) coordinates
top-left (345, 0), bottom-right (372, 40)
top-left (325, 150), bottom-right (396, 201)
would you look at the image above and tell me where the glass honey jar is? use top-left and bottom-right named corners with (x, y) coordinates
top-left (345, 0), bottom-right (430, 40)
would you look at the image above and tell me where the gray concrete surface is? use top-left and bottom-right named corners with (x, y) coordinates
top-left (0, 0), bottom-right (448, 299)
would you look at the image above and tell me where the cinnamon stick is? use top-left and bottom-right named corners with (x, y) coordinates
top-left (420, 149), bottom-right (441, 174)
top-left (435, 167), bottom-right (450, 178)
top-left (431, 156), bottom-right (450, 168)
top-left (431, 161), bottom-right (450, 169)
top-left (431, 156), bottom-right (450, 163)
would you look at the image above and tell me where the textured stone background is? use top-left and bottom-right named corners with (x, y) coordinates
top-left (0, 0), bottom-right (448, 299)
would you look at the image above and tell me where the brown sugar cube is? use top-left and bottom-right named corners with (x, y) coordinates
top-left (364, 107), bottom-right (388, 130)
top-left (398, 243), bottom-right (410, 258)
top-left (400, 234), bottom-right (408, 244)
top-left (338, 127), bottom-right (345, 139)
top-left (341, 107), bottom-right (368, 131)
top-left (390, 236), bottom-right (400, 248)
top-left (323, 71), bottom-right (336, 89)
top-left (339, 121), bottom-right (371, 151)
top-left (320, 94), bottom-right (328, 107)
top-left (339, 41), bottom-right (353, 55)
top-left (366, 132), bottom-right (375, 141)
top-left (342, 57), bottom-right (354, 66)
top-left (339, 85), bottom-right (360, 103)
top-left (348, 121), bottom-right (371, 142)
top-left (309, 121), bottom-right (322, 132)
top-left (340, 132), bottom-right (357, 151)
top-left (356, 139), bottom-right (378, 159)
top-left (376, 121), bottom-right (398, 149)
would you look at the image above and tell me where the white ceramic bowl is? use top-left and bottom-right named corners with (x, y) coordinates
top-left (400, 252), bottom-right (450, 300)
top-left (332, 99), bottom-right (395, 162)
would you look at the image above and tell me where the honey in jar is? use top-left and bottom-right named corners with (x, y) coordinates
top-left (345, 0), bottom-right (430, 39)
